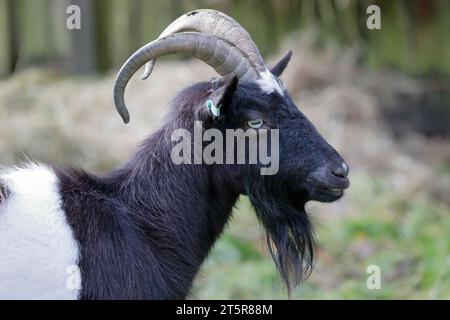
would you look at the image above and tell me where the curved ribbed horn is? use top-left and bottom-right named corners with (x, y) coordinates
top-left (141, 9), bottom-right (266, 80)
top-left (114, 32), bottom-right (258, 123)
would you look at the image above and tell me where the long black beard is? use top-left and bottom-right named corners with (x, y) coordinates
top-left (245, 176), bottom-right (316, 296)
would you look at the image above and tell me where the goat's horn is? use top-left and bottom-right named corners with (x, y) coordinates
top-left (114, 32), bottom-right (258, 123)
top-left (141, 9), bottom-right (266, 80)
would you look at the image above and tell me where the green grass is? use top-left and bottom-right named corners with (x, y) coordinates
top-left (195, 172), bottom-right (450, 299)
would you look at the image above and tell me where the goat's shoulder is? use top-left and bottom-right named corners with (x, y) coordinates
top-left (54, 166), bottom-right (127, 231)
top-left (54, 167), bottom-right (120, 210)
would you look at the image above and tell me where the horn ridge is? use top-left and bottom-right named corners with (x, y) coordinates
top-left (114, 32), bottom-right (258, 123)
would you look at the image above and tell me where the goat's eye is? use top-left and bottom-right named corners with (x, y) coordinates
top-left (247, 119), bottom-right (264, 129)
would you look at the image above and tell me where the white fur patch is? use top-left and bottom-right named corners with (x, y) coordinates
top-left (256, 69), bottom-right (285, 95)
top-left (0, 164), bottom-right (80, 299)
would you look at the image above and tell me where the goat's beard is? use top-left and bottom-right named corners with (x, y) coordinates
top-left (245, 174), bottom-right (316, 296)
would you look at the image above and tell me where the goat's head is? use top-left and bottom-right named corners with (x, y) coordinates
top-left (114, 9), bottom-right (350, 293)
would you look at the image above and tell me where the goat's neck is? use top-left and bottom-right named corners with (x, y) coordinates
top-left (117, 129), bottom-right (241, 273)
top-left (59, 111), bottom-right (242, 298)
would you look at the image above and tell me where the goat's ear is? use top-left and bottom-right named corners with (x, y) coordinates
top-left (216, 76), bottom-right (238, 110)
top-left (270, 50), bottom-right (292, 77)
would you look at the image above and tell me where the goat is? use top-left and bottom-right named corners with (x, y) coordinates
top-left (0, 9), bottom-right (349, 299)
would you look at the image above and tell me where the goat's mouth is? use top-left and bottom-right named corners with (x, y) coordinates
top-left (305, 178), bottom-right (349, 203)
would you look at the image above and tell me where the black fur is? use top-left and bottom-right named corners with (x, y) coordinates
top-left (56, 55), bottom-right (349, 299)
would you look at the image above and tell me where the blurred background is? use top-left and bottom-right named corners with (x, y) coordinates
top-left (0, 0), bottom-right (449, 299)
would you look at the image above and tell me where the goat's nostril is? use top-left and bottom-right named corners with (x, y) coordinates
top-left (331, 162), bottom-right (349, 178)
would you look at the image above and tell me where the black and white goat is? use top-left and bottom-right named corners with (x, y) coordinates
top-left (0, 9), bottom-right (349, 299)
